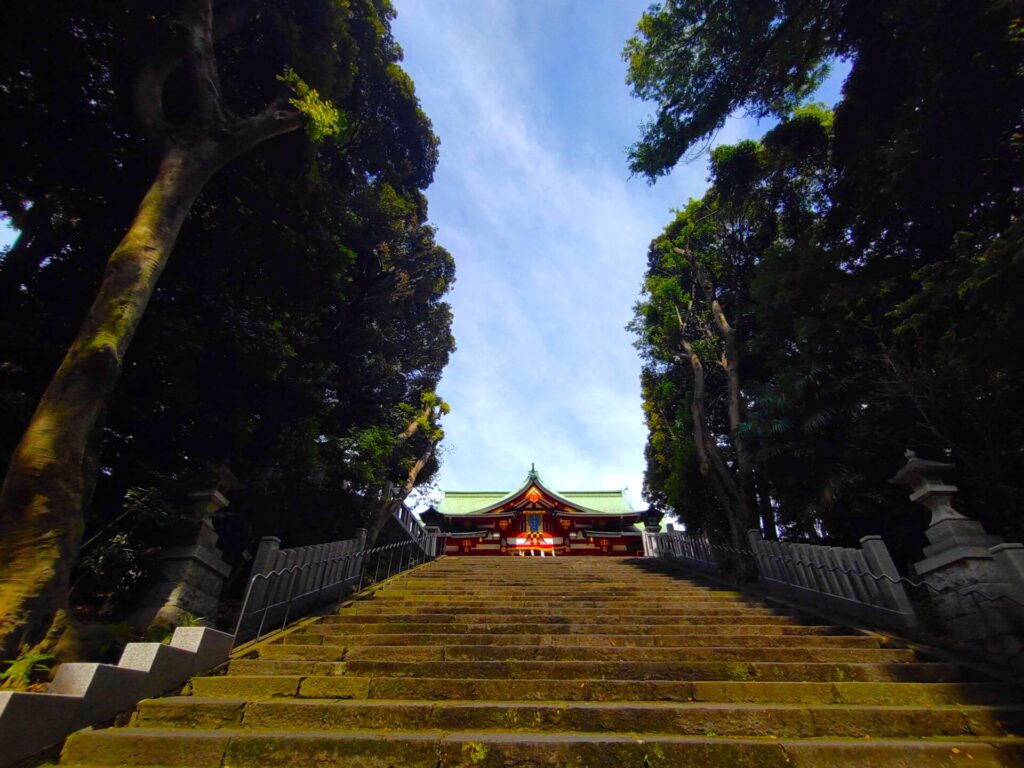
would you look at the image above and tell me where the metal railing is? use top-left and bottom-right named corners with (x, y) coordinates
top-left (233, 537), bottom-right (438, 646)
top-left (644, 529), bottom-right (1024, 668)
top-left (394, 504), bottom-right (431, 547)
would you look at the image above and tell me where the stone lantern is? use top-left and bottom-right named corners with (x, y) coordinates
top-left (890, 451), bottom-right (1001, 575)
top-left (890, 450), bottom-right (1022, 647)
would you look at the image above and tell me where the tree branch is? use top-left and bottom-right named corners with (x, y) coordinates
top-left (179, 0), bottom-right (231, 127)
top-left (216, 98), bottom-right (305, 165)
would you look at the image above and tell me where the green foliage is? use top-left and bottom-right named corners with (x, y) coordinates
top-left (0, 0), bottom-right (455, 618)
top-left (629, 0), bottom-right (1024, 555)
top-left (1, 649), bottom-right (54, 690)
top-left (277, 66), bottom-right (346, 143)
top-left (624, 0), bottom-right (841, 177)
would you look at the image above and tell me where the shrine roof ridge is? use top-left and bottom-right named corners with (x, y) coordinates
top-left (436, 488), bottom-right (634, 517)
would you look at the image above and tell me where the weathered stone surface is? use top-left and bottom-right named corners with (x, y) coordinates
top-left (44, 557), bottom-right (1024, 767)
top-left (118, 643), bottom-right (196, 698)
top-left (61, 728), bottom-right (228, 765)
top-left (169, 626), bottom-right (233, 676)
top-left (49, 662), bottom-right (147, 728)
top-left (0, 691), bottom-right (82, 767)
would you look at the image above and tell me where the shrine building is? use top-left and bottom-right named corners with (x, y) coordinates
top-left (420, 465), bottom-right (662, 556)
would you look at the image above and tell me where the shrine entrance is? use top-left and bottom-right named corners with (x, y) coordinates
top-left (420, 465), bottom-right (662, 556)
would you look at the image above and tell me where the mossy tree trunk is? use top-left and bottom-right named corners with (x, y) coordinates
top-left (367, 399), bottom-right (447, 547)
top-left (0, 146), bottom-right (212, 655)
top-left (0, 0), bottom-right (307, 657)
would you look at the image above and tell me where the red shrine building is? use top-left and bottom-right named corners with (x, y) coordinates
top-left (421, 466), bottom-right (662, 556)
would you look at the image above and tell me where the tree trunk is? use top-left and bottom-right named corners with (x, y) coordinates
top-left (0, 144), bottom-right (215, 656)
top-left (689, 259), bottom-right (758, 532)
top-left (368, 442), bottom-right (435, 547)
top-left (678, 336), bottom-right (746, 555)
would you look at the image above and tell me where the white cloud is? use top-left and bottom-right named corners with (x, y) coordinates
top-left (393, 1), bottom-right (752, 510)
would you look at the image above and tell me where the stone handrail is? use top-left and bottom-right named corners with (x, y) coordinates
top-left (1, 627), bottom-right (233, 768)
top-left (644, 529), bottom-right (919, 633)
top-left (744, 529), bottom-right (919, 632)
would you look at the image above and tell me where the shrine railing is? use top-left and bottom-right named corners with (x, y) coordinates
top-left (644, 529), bottom-right (1024, 663)
top-left (646, 529), bottom-right (917, 632)
top-left (234, 505), bottom-right (442, 647)
top-left (233, 536), bottom-right (436, 646)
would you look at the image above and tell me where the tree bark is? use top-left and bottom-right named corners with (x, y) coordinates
top-left (0, 145), bottom-right (215, 655)
top-left (368, 440), bottom-right (436, 547)
top-left (0, 0), bottom-right (311, 657)
top-left (672, 304), bottom-right (747, 556)
top-left (676, 248), bottom-right (758, 533)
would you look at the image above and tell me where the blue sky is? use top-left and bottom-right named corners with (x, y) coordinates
top-left (0, 2), bottom-right (847, 510)
top-left (391, 0), bottom-right (847, 506)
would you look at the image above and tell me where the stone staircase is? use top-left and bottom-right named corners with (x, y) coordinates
top-left (61, 557), bottom-right (1024, 766)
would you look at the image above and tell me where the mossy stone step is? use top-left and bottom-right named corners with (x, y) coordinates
top-left (320, 613), bottom-right (799, 626)
top-left (278, 631), bottom-right (882, 648)
top-left (341, 606), bottom-right (782, 617)
top-left (321, 658), bottom-right (966, 683)
top-left (296, 622), bottom-right (850, 638)
top-left (60, 728), bottom-right (1024, 767)
top-left (55, 557), bottom-right (1024, 767)
top-left (133, 697), bottom-right (1024, 738)
top-left (217, 658), bottom-right (963, 683)
top-left (187, 675), bottom-right (1024, 705)
top-left (358, 595), bottom-right (766, 604)
top-left (257, 643), bottom-right (914, 664)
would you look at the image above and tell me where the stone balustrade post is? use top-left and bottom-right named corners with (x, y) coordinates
top-left (425, 525), bottom-right (442, 558)
top-left (990, 543), bottom-right (1024, 603)
top-left (643, 525), bottom-right (661, 557)
top-left (132, 480), bottom-right (234, 632)
top-left (891, 450), bottom-right (1022, 645)
top-left (859, 535), bottom-right (918, 631)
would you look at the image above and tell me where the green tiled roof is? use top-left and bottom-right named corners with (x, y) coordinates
top-left (437, 492), bottom-right (509, 515)
top-left (558, 491), bottom-right (634, 514)
top-left (437, 488), bottom-right (634, 516)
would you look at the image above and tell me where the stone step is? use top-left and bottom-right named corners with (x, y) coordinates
top-left (387, 581), bottom-right (733, 589)
top-left (296, 622), bottom-right (853, 636)
top-left (257, 643), bottom-right (915, 664)
top-left (337, 606), bottom-right (785, 618)
top-left (221, 659), bottom-right (963, 683)
top-left (319, 613), bottom-right (801, 626)
top-left (60, 728), bottom-right (1024, 767)
top-left (387, 581), bottom-right (724, 585)
top-left (54, 557), bottom-right (1024, 768)
top-left (134, 697), bottom-right (1024, 738)
top-left (187, 675), bottom-right (1024, 705)
top-left (360, 595), bottom-right (763, 605)
top-left (278, 631), bottom-right (883, 648)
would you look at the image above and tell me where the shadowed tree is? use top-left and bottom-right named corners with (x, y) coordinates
top-left (0, 0), bottom-right (356, 656)
top-left (627, 0), bottom-right (1024, 555)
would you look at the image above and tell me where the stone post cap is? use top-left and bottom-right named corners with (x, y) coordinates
top-left (889, 449), bottom-right (956, 488)
top-left (990, 542), bottom-right (1024, 554)
top-left (889, 450), bottom-right (968, 527)
top-left (189, 489), bottom-right (230, 513)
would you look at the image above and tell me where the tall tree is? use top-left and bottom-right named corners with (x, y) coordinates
top-left (0, 0), bottom-right (365, 656)
top-left (367, 393), bottom-right (449, 546)
top-left (627, 0), bottom-right (1024, 552)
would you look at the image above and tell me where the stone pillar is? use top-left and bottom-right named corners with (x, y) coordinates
top-left (133, 487), bottom-right (233, 632)
top-left (859, 535), bottom-right (918, 631)
top-left (890, 451), bottom-right (1022, 646)
top-left (991, 543), bottom-right (1024, 598)
top-left (424, 526), bottom-right (442, 558)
